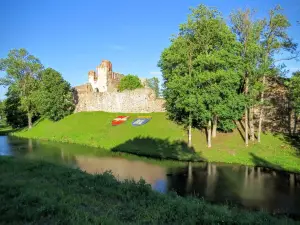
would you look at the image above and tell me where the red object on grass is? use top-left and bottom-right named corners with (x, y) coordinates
top-left (112, 116), bottom-right (130, 126)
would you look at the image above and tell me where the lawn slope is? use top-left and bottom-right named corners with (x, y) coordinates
top-left (14, 111), bottom-right (300, 172)
top-left (0, 157), bottom-right (297, 225)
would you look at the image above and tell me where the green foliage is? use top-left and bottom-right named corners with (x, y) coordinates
top-left (0, 48), bottom-right (43, 128)
top-left (230, 9), bottom-right (264, 106)
top-left (146, 77), bottom-right (160, 97)
top-left (35, 68), bottom-right (75, 121)
top-left (259, 5), bottom-right (298, 89)
top-left (118, 74), bottom-right (142, 91)
top-left (4, 87), bottom-right (28, 128)
top-left (0, 100), bottom-right (6, 124)
top-left (287, 71), bottom-right (300, 114)
top-left (0, 157), bottom-right (298, 224)
top-left (261, 5), bottom-right (297, 60)
top-left (218, 119), bottom-right (237, 132)
top-left (159, 4), bottom-right (245, 139)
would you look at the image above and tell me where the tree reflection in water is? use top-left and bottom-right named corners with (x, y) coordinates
top-left (3, 135), bottom-right (300, 217)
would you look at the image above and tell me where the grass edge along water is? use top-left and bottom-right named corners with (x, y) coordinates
top-left (0, 156), bottom-right (298, 225)
top-left (12, 111), bottom-right (300, 173)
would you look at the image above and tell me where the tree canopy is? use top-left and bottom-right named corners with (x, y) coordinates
top-left (0, 49), bottom-right (43, 128)
top-left (159, 4), bottom-right (245, 147)
top-left (118, 74), bottom-right (142, 92)
top-left (35, 68), bottom-right (75, 121)
top-left (0, 49), bottom-right (75, 128)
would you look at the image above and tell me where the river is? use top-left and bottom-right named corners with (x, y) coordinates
top-left (1, 135), bottom-right (300, 217)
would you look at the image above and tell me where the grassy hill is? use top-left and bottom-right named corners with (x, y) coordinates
top-left (14, 111), bottom-right (300, 172)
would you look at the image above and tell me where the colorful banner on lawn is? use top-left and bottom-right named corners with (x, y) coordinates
top-left (112, 116), bottom-right (130, 126)
top-left (132, 116), bottom-right (152, 126)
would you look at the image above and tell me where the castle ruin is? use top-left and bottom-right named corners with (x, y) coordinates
top-left (73, 60), bottom-right (165, 113)
top-left (88, 60), bottom-right (124, 92)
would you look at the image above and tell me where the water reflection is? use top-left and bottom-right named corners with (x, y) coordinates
top-left (167, 163), bottom-right (300, 216)
top-left (1, 135), bottom-right (300, 217)
top-left (74, 156), bottom-right (167, 189)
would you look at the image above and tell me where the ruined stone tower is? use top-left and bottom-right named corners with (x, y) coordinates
top-left (88, 60), bottom-right (112, 92)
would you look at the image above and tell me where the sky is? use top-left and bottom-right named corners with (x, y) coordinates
top-left (0, 0), bottom-right (299, 99)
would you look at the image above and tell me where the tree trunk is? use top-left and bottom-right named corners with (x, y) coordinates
top-left (258, 75), bottom-right (266, 143)
top-left (245, 77), bottom-right (249, 146)
top-left (293, 112), bottom-right (298, 135)
top-left (207, 120), bottom-right (212, 148)
top-left (28, 113), bottom-right (32, 129)
top-left (188, 124), bottom-right (192, 147)
top-left (249, 107), bottom-right (255, 141)
top-left (212, 116), bottom-right (217, 138)
top-left (245, 108), bottom-right (249, 146)
top-left (288, 100), bottom-right (292, 135)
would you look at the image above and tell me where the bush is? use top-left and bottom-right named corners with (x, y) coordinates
top-left (118, 74), bottom-right (142, 91)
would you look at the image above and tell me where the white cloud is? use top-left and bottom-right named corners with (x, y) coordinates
top-left (149, 71), bottom-right (162, 76)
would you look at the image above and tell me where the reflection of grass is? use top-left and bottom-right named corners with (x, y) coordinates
top-left (0, 156), bottom-right (297, 225)
top-left (13, 111), bottom-right (300, 172)
top-left (20, 137), bottom-right (195, 168)
top-left (0, 125), bottom-right (17, 135)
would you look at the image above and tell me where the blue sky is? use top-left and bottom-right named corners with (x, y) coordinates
top-left (0, 0), bottom-right (299, 99)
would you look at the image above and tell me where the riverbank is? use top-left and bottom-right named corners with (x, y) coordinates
top-left (0, 156), bottom-right (297, 225)
top-left (13, 111), bottom-right (300, 172)
top-left (0, 125), bottom-right (15, 135)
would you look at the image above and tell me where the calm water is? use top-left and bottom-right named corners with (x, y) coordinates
top-left (1, 135), bottom-right (300, 217)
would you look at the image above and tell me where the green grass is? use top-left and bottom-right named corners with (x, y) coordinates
top-left (0, 156), bottom-right (298, 225)
top-left (13, 111), bottom-right (300, 172)
top-left (0, 125), bottom-right (16, 135)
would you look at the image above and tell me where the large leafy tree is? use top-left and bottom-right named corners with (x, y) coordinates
top-left (159, 27), bottom-right (200, 147)
top-left (159, 5), bottom-right (244, 148)
top-left (0, 49), bottom-right (43, 128)
top-left (35, 68), bottom-right (75, 121)
top-left (231, 9), bottom-right (264, 145)
top-left (257, 5), bottom-right (298, 142)
top-left (118, 74), bottom-right (142, 92)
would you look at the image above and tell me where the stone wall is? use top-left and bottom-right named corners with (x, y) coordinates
top-left (74, 84), bottom-right (165, 113)
top-left (252, 77), bottom-right (298, 134)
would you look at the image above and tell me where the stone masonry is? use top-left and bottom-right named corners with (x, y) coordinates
top-left (73, 60), bottom-right (165, 113)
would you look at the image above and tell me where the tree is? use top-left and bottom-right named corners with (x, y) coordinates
top-left (159, 5), bottom-right (244, 148)
top-left (287, 71), bottom-right (300, 135)
top-left (35, 68), bottom-right (75, 121)
top-left (4, 87), bottom-right (28, 128)
top-left (231, 9), bottom-right (264, 145)
top-left (0, 100), bottom-right (6, 125)
top-left (118, 74), bottom-right (142, 91)
top-left (146, 77), bottom-right (160, 97)
top-left (0, 49), bottom-right (43, 128)
top-left (258, 5), bottom-right (298, 142)
top-left (159, 18), bottom-right (200, 148)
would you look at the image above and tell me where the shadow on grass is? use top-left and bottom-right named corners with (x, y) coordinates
top-left (236, 120), bottom-right (245, 142)
top-left (111, 136), bottom-right (205, 162)
top-left (249, 152), bottom-right (283, 171)
top-left (281, 135), bottom-right (300, 155)
top-left (272, 133), bottom-right (300, 156)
